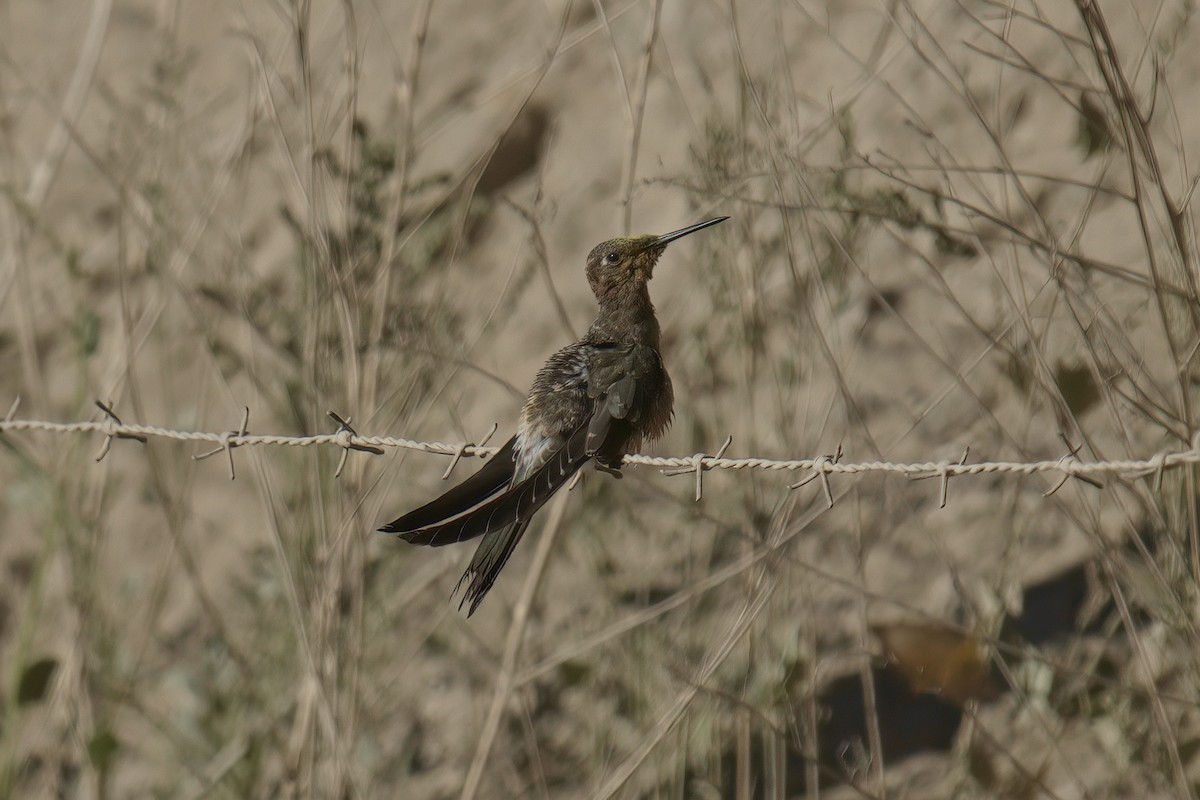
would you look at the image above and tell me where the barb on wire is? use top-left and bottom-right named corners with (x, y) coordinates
top-left (909, 446), bottom-right (970, 509)
top-left (442, 422), bottom-right (499, 481)
top-left (94, 400), bottom-right (147, 462)
top-left (193, 407), bottom-right (250, 480)
top-left (1127, 447), bottom-right (1172, 494)
top-left (661, 435), bottom-right (732, 501)
top-left (2, 407), bottom-right (1200, 498)
top-left (1043, 435), bottom-right (1102, 496)
top-left (328, 411), bottom-right (385, 478)
top-left (789, 444), bottom-right (843, 508)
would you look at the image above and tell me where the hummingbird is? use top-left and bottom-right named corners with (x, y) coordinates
top-left (379, 217), bottom-right (728, 615)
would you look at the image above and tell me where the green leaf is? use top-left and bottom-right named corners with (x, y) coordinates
top-left (17, 657), bottom-right (58, 706)
top-left (74, 307), bottom-right (101, 358)
top-left (1077, 91), bottom-right (1114, 158)
top-left (88, 728), bottom-right (119, 773)
top-left (1056, 362), bottom-right (1100, 417)
top-left (557, 660), bottom-right (591, 688)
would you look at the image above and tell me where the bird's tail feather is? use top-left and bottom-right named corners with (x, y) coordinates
top-left (398, 424), bottom-right (590, 547)
top-left (415, 425), bottom-right (591, 611)
top-left (456, 519), bottom-right (533, 615)
top-left (378, 436), bottom-right (518, 541)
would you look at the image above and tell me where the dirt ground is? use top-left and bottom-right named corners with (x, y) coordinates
top-left (2, 0), bottom-right (1200, 797)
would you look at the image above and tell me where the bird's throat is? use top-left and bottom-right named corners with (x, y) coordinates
top-left (591, 283), bottom-right (661, 346)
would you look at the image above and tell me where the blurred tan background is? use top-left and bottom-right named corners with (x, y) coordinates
top-left (3, 0), bottom-right (1200, 797)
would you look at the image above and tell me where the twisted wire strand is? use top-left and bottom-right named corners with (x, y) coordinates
top-left (1, 414), bottom-right (1197, 482)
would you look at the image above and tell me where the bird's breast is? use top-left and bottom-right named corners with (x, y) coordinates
top-left (641, 352), bottom-right (674, 443)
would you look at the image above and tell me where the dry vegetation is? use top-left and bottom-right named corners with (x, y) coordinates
top-left (2, 0), bottom-right (1200, 797)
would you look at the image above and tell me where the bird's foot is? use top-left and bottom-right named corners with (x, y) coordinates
top-left (594, 463), bottom-right (624, 480)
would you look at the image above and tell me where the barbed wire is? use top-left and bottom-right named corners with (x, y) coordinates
top-left (1, 400), bottom-right (1196, 505)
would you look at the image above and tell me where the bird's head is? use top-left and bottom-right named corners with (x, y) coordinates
top-left (585, 217), bottom-right (728, 300)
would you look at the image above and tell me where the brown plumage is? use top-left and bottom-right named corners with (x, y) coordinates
top-left (379, 217), bottom-right (727, 614)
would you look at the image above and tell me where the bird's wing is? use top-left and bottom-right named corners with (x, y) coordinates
top-left (385, 343), bottom-right (652, 613)
top-left (422, 351), bottom-right (648, 549)
top-left (396, 419), bottom-right (592, 547)
top-left (377, 436), bottom-right (518, 538)
top-left (451, 419), bottom-right (598, 614)
top-left (402, 351), bottom-right (655, 613)
top-left (585, 343), bottom-right (651, 456)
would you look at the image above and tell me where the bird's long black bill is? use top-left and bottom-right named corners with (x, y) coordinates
top-left (646, 216), bottom-right (729, 249)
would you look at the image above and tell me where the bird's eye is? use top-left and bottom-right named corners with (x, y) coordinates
top-left (605, 251), bottom-right (620, 264)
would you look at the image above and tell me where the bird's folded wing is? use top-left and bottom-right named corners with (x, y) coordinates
top-left (584, 345), bottom-right (641, 454)
top-left (587, 367), bottom-right (643, 453)
top-left (378, 435), bottom-right (518, 538)
top-left (396, 423), bottom-right (591, 546)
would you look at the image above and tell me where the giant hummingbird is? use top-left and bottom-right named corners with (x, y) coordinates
top-left (379, 216), bottom-right (728, 614)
